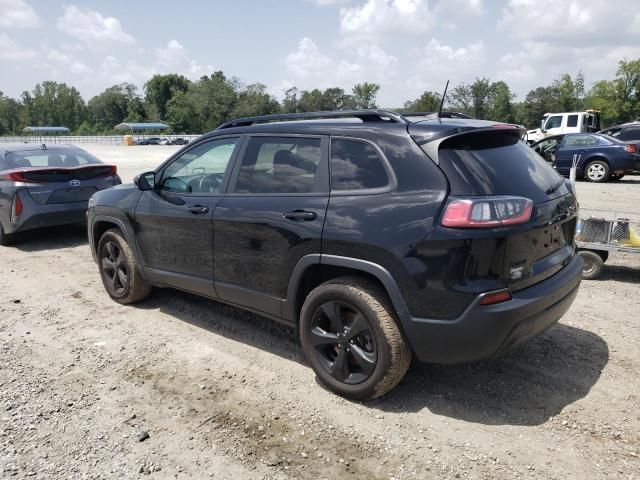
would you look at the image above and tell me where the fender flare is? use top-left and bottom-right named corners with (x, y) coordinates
top-left (283, 253), bottom-right (409, 323)
top-left (90, 214), bottom-right (143, 267)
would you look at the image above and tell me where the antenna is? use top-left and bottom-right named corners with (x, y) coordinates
top-left (437, 80), bottom-right (449, 119)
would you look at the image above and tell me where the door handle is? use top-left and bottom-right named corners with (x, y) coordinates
top-left (187, 205), bottom-right (210, 215)
top-left (283, 210), bottom-right (317, 221)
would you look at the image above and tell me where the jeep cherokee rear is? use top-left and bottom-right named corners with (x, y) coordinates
top-left (87, 110), bottom-right (582, 400)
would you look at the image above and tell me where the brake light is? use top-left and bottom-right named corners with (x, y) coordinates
top-left (1, 172), bottom-right (27, 182)
top-left (99, 165), bottom-right (117, 177)
top-left (479, 290), bottom-right (512, 306)
top-left (442, 196), bottom-right (533, 228)
top-left (12, 195), bottom-right (23, 220)
top-left (625, 144), bottom-right (637, 153)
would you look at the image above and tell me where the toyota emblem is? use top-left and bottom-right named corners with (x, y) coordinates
top-left (70, 179), bottom-right (80, 187)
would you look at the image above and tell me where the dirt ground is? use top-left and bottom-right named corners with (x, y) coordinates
top-left (1, 145), bottom-right (639, 479)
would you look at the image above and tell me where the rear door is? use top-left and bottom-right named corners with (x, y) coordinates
top-left (554, 135), bottom-right (592, 173)
top-left (421, 128), bottom-right (578, 290)
top-left (213, 134), bottom-right (329, 318)
top-left (134, 136), bottom-right (242, 297)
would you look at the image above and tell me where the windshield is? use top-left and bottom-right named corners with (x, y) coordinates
top-left (5, 149), bottom-right (102, 169)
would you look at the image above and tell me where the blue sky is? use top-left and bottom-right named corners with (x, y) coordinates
top-left (1, 0), bottom-right (640, 106)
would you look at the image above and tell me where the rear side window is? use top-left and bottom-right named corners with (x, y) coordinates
top-left (234, 136), bottom-right (322, 194)
top-left (567, 115), bottom-right (578, 127)
top-left (619, 128), bottom-right (640, 141)
top-left (330, 139), bottom-right (389, 191)
top-left (435, 132), bottom-right (563, 203)
top-left (564, 135), bottom-right (599, 147)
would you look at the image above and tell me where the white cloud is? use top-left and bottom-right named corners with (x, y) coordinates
top-left (339, 0), bottom-right (434, 37)
top-left (57, 5), bottom-right (135, 47)
top-left (0, 0), bottom-right (39, 28)
top-left (307, 0), bottom-right (349, 5)
top-left (0, 33), bottom-right (37, 60)
top-left (282, 37), bottom-right (397, 94)
top-left (434, 0), bottom-right (485, 17)
top-left (500, 0), bottom-right (640, 44)
top-left (154, 39), bottom-right (214, 78)
top-left (45, 49), bottom-right (92, 75)
top-left (407, 39), bottom-right (486, 92)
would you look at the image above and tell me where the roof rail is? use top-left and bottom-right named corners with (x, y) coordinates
top-left (402, 111), bottom-right (474, 120)
top-left (216, 109), bottom-right (408, 129)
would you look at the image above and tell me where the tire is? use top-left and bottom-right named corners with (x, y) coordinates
top-left (584, 160), bottom-right (610, 182)
top-left (97, 228), bottom-right (151, 304)
top-left (0, 223), bottom-right (15, 246)
top-left (299, 277), bottom-right (411, 401)
top-left (578, 250), bottom-right (604, 280)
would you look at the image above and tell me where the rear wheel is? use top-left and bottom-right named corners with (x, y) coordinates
top-left (300, 277), bottom-right (411, 401)
top-left (579, 250), bottom-right (604, 280)
top-left (98, 229), bottom-right (151, 304)
top-left (584, 160), bottom-right (610, 182)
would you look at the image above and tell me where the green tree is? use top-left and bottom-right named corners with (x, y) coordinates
top-left (0, 92), bottom-right (22, 135)
top-left (232, 83), bottom-right (280, 118)
top-left (87, 83), bottom-right (144, 131)
top-left (144, 74), bottom-right (191, 120)
top-left (282, 87), bottom-right (300, 113)
top-left (20, 81), bottom-right (87, 130)
top-left (552, 72), bottom-right (585, 111)
top-left (448, 84), bottom-right (473, 115)
top-left (488, 81), bottom-right (515, 123)
top-left (403, 90), bottom-right (441, 112)
top-left (351, 82), bottom-right (380, 109)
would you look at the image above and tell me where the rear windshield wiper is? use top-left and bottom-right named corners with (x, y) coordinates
top-left (546, 178), bottom-right (565, 195)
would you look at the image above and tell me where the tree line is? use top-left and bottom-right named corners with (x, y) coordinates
top-left (1, 59), bottom-right (639, 136)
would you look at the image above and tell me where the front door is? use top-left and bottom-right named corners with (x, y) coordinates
top-left (213, 135), bottom-right (329, 318)
top-left (134, 136), bottom-right (242, 297)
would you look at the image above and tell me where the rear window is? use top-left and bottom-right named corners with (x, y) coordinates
top-left (6, 149), bottom-right (102, 169)
top-left (435, 132), bottom-right (563, 203)
top-left (619, 128), bottom-right (640, 141)
top-left (330, 139), bottom-right (389, 191)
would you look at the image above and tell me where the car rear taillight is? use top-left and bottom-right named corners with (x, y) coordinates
top-left (624, 144), bottom-right (638, 153)
top-left (441, 196), bottom-right (533, 228)
top-left (1, 172), bottom-right (27, 182)
top-left (11, 195), bottom-right (23, 220)
top-left (479, 289), bottom-right (512, 306)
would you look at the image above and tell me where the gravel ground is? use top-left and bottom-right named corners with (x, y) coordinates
top-left (0, 144), bottom-right (639, 479)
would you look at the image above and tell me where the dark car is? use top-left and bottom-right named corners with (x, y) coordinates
top-left (598, 123), bottom-right (640, 142)
top-left (136, 137), bottom-right (162, 145)
top-left (0, 144), bottom-right (120, 245)
top-left (548, 133), bottom-right (640, 182)
top-left (87, 110), bottom-right (582, 400)
top-left (169, 137), bottom-right (190, 145)
top-left (530, 134), bottom-right (565, 163)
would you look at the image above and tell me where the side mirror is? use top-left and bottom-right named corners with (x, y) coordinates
top-left (135, 171), bottom-right (156, 191)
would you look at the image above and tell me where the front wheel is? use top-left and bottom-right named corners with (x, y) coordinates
top-left (300, 277), bottom-right (411, 401)
top-left (584, 160), bottom-right (610, 182)
top-left (98, 229), bottom-right (151, 304)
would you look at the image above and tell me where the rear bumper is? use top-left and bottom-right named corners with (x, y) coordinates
top-left (399, 253), bottom-right (582, 364)
top-left (4, 192), bottom-right (88, 234)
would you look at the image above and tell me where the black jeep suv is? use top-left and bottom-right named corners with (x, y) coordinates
top-left (87, 110), bottom-right (582, 400)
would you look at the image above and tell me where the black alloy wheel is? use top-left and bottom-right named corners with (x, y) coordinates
top-left (101, 240), bottom-right (129, 296)
top-left (309, 300), bottom-right (377, 385)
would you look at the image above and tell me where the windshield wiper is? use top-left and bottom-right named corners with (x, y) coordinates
top-left (546, 178), bottom-right (565, 195)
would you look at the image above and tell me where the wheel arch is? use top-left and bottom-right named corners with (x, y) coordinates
top-left (91, 215), bottom-right (141, 266)
top-left (284, 254), bottom-right (409, 325)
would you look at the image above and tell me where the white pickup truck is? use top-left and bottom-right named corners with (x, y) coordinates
top-left (526, 110), bottom-right (601, 143)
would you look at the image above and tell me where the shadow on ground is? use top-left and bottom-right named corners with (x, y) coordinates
top-left (371, 323), bottom-right (608, 426)
top-left (137, 287), bottom-right (608, 427)
top-left (590, 264), bottom-right (640, 284)
top-left (12, 224), bottom-right (88, 252)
